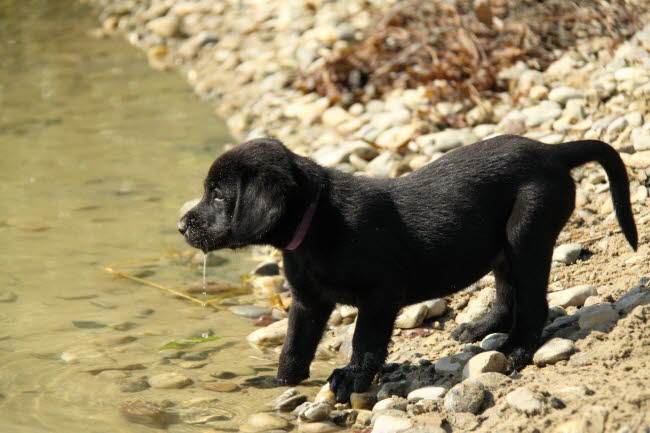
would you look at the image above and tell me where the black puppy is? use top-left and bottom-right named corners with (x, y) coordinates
top-left (178, 134), bottom-right (637, 402)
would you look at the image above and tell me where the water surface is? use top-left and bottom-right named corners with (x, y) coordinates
top-left (0, 1), bottom-right (321, 431)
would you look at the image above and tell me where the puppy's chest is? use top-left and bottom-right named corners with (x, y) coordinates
top-left (283, 255), bottom-right (369, 305)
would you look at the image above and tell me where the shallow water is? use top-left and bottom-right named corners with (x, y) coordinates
top-left (0, 1), bottom-right (327, 431)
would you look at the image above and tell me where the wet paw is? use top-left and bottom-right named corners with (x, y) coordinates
top-left (327, 366), bottom-right (374, 403)
top-left (276, 365), bottom-right (309, 387)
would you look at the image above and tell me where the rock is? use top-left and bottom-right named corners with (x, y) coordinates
top-left (372, 415), bottom-right (412, 433)
top-left (548, 285), bottom-right (597, 308)
top-left (0, 291), bottom-right (18, 303)
top-left (578, 304), bottom-right (619, 332)
top-left (60, 346), bottom-right (106, 363)
top-left (548, 87), bottom-right (584, 105)
top-left (322, 106), bottom-right (353, 127)
top-left (250, 275), bottom-right (284, 298)
top-left (298, 421), bottom-right (339, 433)
top-left (298, 402), bottom-right (331, 422)
top-left (90, 335), bottom-right (137, 346)
top-left (614, 287), bottom-right (650, 314)
top-left (275, 394), bottom-right (308, 411)
top-left (407, 386), bottom-right (447, 402)
top-left (72, 321), bottom-right (106, 329)
top-left (83, 363), bottom-right (145, 375)
top-left (247, 318), bottom-right (288, 347)
top-left (240, 412), bottom-right (290, 433)
top-left (479, 333), bottom-right (508, 351)
top-left (200, 382), bottom-right (240, 392)
top-left (424, 299), bottom-right (447, 318)
top-left (506, 387), bottom-right (542, 414)
top-left (377, 381), bottom-right (408, 400)
top-left (434, 354), bottom-right (466, 376)
top-left (146, 16), bottom-right (179, 38)
top-left (443, 382), bottom-right (487, 414)
top-left (462, 351), bottom-right (507, 379)
top-left (178, 31), bottom-right (218, 58)
top-left (466, 372), bottom-right (511, 391)
top-left (456, 287), bottom-right (495, 324)
top-left (120, 400), bottom-right (172, 428)
top-left (375, 124), bottom-right (418, 150)
top-left (553, 243), bottom-right (583, 264)
top-left (314, 384), bottom-right (336, 405)
top-left (179, 198), bottom-right (200, 217)
top-left (373, 396), bottom-right (407, 412)
top-left (522, 101), bottom-right (563, 127)
top-left (395, 303), bottom-right (428, 329)
top-left (120, 377), bottom-right (150, 393)
top-left (231, 305), bottom-right (271, 319)
top-left (583, 296), bottom-right (604, 307)
top-left (254, 261), bottom-right (280, 276)
top-left (533, 338), bottom-right (576, 366)
top-left (350, 388), bottom-right (378, 410)
top-left (630, 127), bottom-right (650, 151)
top-left (148, 373), bottom-right (192, 389)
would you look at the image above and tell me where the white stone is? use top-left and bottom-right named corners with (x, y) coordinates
top-left (407, 386), bottom-right (448, 402)
top-left (372, 415), bottom-right (412, 433)
top-left (443, 382), bottom-right (486, 414)
top-left (372, 396), bottom-right (407, 412)
top-left (246, 319), bottom-right (288, 347)
top-left (462, 351), bottom-right (508, 379)
top-left (631, 127), bottom-right (650, 152)
top-left (148, 373), bottom-right (192, 389)
top-left (424, 299), bottom-right (447, 318)
top-left (480, 333), bottom-right (508, 351)
top-left (375, 124), bottom-right (418, 150)
top-left (299, 402), bottom-right (331, 422)
top-left (456, 287), bottom-right (495, 324)
top-left (506, 387), bottom-right (542, 414)
top-left (578, 304), bottom-right (619, 332)
top-left (552, 243), bottom-right (583, 264)
top-left (548, 87), bottom-right (584, 105)
top-left (533, 338), bottom-right (575, 366)
top-left (548, 285), bottom-right (597, 308)
top-left (146, 16), bottom-right (179, 37)
top-left (321, 106), bottom-right (352, 127)
top-left (522, 101), bottom-right (563, 127)
top-left (395, 303), bottom-right (428, 329)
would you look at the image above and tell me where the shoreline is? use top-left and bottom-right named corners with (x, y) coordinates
top-left (85, 1), bottom-right (650, 432)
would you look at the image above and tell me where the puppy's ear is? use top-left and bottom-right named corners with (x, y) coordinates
top-left (231, 173), bottom-right (287, 244)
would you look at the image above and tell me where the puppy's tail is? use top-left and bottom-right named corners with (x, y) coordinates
top-left (550, 140), bottom-right (637, 250)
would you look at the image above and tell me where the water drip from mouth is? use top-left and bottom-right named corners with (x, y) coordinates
top-left (202, 252), bottom-right (207, 297)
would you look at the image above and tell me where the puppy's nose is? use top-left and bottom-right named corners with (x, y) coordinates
top-left (177, 218), bottom-right (188, 235)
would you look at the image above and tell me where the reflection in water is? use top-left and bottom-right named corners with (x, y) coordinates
top-left (0, 1), bottom-right (328, 432)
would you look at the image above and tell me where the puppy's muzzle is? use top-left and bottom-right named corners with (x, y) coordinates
top-left (177, 217), bottom-right (189, 235)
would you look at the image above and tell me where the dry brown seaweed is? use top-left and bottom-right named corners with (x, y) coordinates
top-left (297, 0), bottom-right (646, 114)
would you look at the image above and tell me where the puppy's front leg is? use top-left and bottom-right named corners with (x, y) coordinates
top-left (276, 299), bottom-right (334, 386)
top-left (328, 304), bottom-right (398, 402)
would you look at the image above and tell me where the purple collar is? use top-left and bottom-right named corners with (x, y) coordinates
top-left (285, 192), bottom-right (320, 251)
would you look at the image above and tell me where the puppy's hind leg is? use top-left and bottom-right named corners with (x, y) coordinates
top-left (500, 180), bottom-right (575, 371)
top-left (451, 259), bottom-right (514, 344)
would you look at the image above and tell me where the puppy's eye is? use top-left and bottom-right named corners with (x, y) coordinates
top-left (213, 190), bottom-right (225, 203)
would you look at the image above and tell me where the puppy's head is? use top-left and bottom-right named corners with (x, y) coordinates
top-left (178, 138), bottom-right (309, 252)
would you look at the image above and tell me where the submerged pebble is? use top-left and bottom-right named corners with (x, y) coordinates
top-left (72, 320), bottom-right (107, 329)
top-left (148, 372), bottom-right (193, 389)
top-left (120, 400), bottom-right (173, 428)
top-left (0, 291), bottom-right (18, 303)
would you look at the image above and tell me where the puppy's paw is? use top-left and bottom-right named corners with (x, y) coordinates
top-left (451, 322), bottom-right (485, 343)
top-left (502, 346), bottom-right (534, 373)
top-left (327, 366), bottom-right (374, 403)
top-left (276, 365), bottom-right (309, 387)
